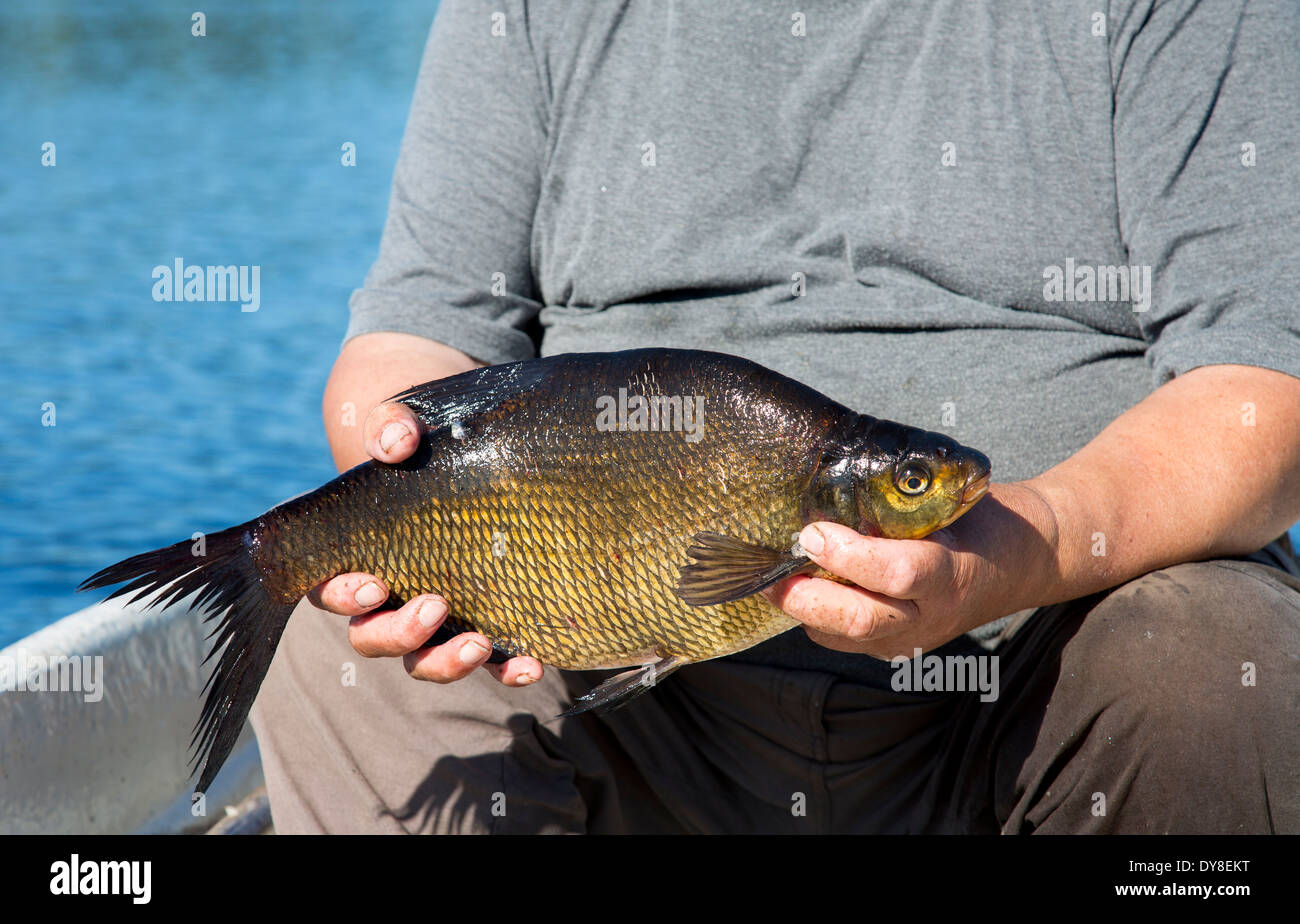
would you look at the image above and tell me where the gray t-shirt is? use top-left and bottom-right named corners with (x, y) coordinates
top-left (347, 0), bottom-right (1300, 684)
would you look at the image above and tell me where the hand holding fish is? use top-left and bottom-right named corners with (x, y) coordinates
top-left (309, 399), bottom-right (546, 687)
top-left (767, 482), bottom-right (1059, 658)
top-left (772, 363), bottom-right (1300, 664)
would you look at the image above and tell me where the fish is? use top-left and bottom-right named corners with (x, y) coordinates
top-left (80, 348), bottom-right (992, 792)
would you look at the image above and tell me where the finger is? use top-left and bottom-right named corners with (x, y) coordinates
top-left (363, 401), bottom-right (424, 464)
top-left (765, 574), bottom-right (915, 650)
top-left (798, 522), bottom-right (954, 600)
top-left (484, 656), bottom-right (546, 687)
top-left (309, 572), bottom-right (390, 616)
top-left (402, 632), bottom-right (496, 683)
top-left (347, 593), bottom-right (448, 658)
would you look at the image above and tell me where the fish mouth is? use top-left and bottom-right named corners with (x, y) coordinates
top-left (930, 471), bottom-right (992, 533)
top-left (959, 472), bottom-right (991, 508)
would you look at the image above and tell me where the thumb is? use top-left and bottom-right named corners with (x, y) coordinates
top-left (364, 402), bottom-right (424, 463)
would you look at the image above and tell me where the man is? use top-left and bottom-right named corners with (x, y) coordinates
top-left (249, 0), bottom-right (1300, 833)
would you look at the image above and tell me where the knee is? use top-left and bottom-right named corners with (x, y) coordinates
top-left (1065, 560), bottom-right (1300, 733)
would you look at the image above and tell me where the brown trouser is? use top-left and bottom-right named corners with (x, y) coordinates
top-left (249, 545), bottom-right (1300, 833)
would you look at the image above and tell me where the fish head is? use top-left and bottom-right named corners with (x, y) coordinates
top-left (849, 423), bottom-right (992, 540)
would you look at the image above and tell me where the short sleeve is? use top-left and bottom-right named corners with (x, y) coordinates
top-left (1110, 0), bottom-right (1300, 384)
top-left (347, 0), bottom-right (548, 365)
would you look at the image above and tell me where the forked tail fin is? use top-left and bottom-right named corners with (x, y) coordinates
top-left (79, 522), bottom-right (294, 793)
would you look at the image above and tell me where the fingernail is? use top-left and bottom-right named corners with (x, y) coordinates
top-left (379, 422), bottom-right (410, 453)
top-left (514, 670), bottom-right (537, 685)
top-left (354, 581), bottom-right (385, 608)
top-left (416, 597), bottom-right (445, 628)
top-left (801, 525), bottom-right (826, 555)
top-left (459, 639), bottom-right (490, 665)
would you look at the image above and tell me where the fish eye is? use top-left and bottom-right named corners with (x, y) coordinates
top-left (896, 463), bottom-right (931, 496)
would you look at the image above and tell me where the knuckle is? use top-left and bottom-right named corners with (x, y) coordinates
top-left (348, 632), bottom-right (380, 659)
top-left (816, 527), bottom-right (848, 563)
top-left (391, 619), bottom-right (424, 651)
top-left (777, 580), bottom-right (812, 618)
top-left (402, 651), bottom-right (433, 680)
top-left (385, 612), bottom-right (419, 653)
top-left (404, 652), bottom-right (445, 683)
top-left (881, 554), bottom-right (921, 597)
top-left (428, 664), bottom-right (465, 684)
top-left (317, 581), bottom-right (349, 613)
top-left (843, 599), bottom-right (879, 641)
top-left (349, 612), bottom-right (399, 658)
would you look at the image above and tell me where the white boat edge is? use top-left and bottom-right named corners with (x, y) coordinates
top-left (0, 594), bottom-right (264, 834)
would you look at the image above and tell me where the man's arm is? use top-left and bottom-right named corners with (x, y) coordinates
top-left (1033, 364), bottom-right (1300, 601)
top-left (322, 331), bottom-right (480, 470)
top-left (309, 330), bottom-right (546, 687)
top-left (768, 364), bottom-right (1300, 659)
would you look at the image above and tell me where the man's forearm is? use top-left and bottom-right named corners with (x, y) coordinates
top-left (322, 331), bottom-right (483, 470)
top-left (1025, 364), bottom-right (1300, 608)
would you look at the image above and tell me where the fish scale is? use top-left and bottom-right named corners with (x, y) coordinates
top-left (365, 422), bottom-right (805, 667)
top-left (81, 348), bottom-right (991, 792)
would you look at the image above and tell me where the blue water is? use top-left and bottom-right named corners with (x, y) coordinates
top-left (0, 0), bottom-right (439, 646)
top-left (2, 2), bottom-right (1297, 650)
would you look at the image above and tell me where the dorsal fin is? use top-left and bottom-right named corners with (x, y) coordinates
top-left (385, 354), bottom-right (567, 429)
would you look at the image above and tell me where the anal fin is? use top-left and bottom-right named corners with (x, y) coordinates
top-left (560, 655), bottom-right (687, 717)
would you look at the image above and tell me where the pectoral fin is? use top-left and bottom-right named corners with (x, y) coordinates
top-left (561, 655), bottom-right (687, 717)
top-left (676, 532), bottom-right (815, 607)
